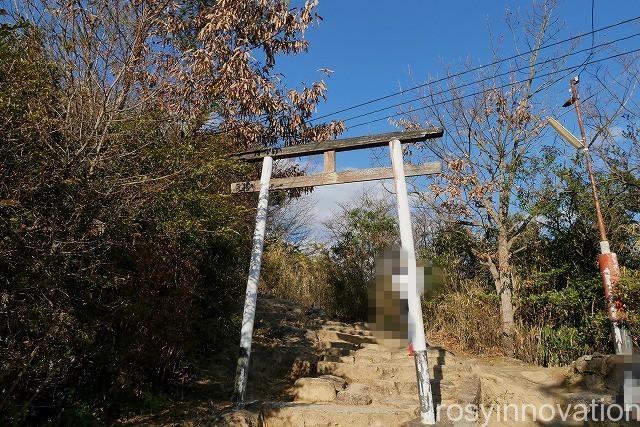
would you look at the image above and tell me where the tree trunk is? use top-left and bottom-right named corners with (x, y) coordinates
top-left (494, 230), bottom-right (515, 357)
top-left (498, 276), bottom-right (515, 356)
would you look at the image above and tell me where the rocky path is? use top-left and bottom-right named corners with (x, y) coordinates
top-left (256, 317), bottom-right (478, 426)
top-left (118, 296), bottom-right (626, 426)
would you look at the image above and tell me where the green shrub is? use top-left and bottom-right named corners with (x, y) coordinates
top-left (618, 268), bottom-right (640, 348)
top-left (0, 23), bottom-right (252, 424)
top-left (326, 198), bottom-right (398, 321)
top-left (538, 325), bottom-right (590, 366)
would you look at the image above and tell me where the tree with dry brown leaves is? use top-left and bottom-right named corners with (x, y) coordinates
top-left (401, 1), bottom-right (561, 355)
top-left (10, 0), bottom-right (344, 168)
top-left (0, 1), bottom-right (344, 422)
top-left (403, 1), bottom-right (640, 357)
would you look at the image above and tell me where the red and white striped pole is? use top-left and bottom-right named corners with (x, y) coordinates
top-left (570, 78), bottom-right (632, 355)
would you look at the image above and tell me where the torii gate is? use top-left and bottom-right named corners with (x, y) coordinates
top-left (229, 128), bottom-right (443, 425)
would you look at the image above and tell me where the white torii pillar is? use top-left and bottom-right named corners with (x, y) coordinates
top-left (230, 132), bottom-right (441, 419)
top-left (389, 139), bottom-right (436, 425)
top-left (233, 155), bottom-right (273, 406)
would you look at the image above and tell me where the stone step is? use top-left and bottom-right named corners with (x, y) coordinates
top-left (259, 401), bottom-right (417, 427)
top-left (324, 330), bottom-right (375, 338)
top-left (367, 380), bottom-right (420, 397)
top-left (317, 340), bottom-right (362, 351)
top-left (321, 321), bottom-right (371, 330)
top-left (322, 353), bottom-right (442, 366)
top-left (317, 361), bottom-right (449, 383)
top-left (363, 380), bottom-right (456, 399)
top-left (319, 347), bottom-right (353, 358)
top-left (318, 342), bottom-right (452, 360)
top-left (316, 330), bottom-right (377, 346)
top-left (562, 391), bottom-right (616, 405)
top-left (354, 347), bottom-right (453, 363)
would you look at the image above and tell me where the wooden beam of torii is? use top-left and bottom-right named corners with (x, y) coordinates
top-left (229, 128), bottom-right (443, 426)
top-left (230, 129), bottom-right (443, 193)
top-left (230, 129), bottom-right (443, 162)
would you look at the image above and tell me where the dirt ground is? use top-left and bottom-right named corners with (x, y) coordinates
top-left (115, 297), bottom-right (628, 426)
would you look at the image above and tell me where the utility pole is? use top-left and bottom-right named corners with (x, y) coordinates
top-left (568, 76), bottom-right (632, 355)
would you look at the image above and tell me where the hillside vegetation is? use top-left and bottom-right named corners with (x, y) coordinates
top-left (1, 1), bottom-right (639, 425)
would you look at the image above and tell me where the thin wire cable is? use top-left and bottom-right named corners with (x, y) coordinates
top-left (347, 47), bottom-right (640, 130)
top-left (578, 0), bottom-right (597, 77)
top-left (311, 13), bottom-right (640, 123)
top-left (337, 33), bottom-right (639, 124)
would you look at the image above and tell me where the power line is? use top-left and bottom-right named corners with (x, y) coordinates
top-left (337, 33), bottom-right (640, 124)
top-left (348, 50), bottom-right (637, 130)
top-left (347, 47), bottom-right (640, 130)
top-left (311, 14), bottom-right (640, 123)
top-left (577, 0), bottom-right (597, 77)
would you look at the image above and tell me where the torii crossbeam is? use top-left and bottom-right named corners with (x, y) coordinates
top-left (229, 128), bottom-right (443, 425)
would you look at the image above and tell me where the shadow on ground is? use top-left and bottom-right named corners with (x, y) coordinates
top-left (115, 297), bottom-right (327, 426)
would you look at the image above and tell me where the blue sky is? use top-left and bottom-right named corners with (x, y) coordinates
top-left (272, 1), bottom-right (640, 239)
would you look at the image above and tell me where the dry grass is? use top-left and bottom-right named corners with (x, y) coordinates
top-left (423, 281), bottom-right (504, 356)
top-left (261, 243), bottom-right (334, 312)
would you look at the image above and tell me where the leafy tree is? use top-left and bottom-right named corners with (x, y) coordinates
top-left (405, 0), bottom-right (639, 356)
top-left (9, 0), bottom-right (343, 152)
top-left (0, 28), bottom-right (250, 417)
top-left (325, 194), bottom-right (398, 321)
top-left (405, 1), bottom-right (560, 355)
top-left (0, 0), bottom-right (343, 422)
top-left (535, 160), bottom-right (640, 273)
top-left (602, 114), bottom-right (640, 215)
top-left (421, 223), bottom-right (485, 291)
